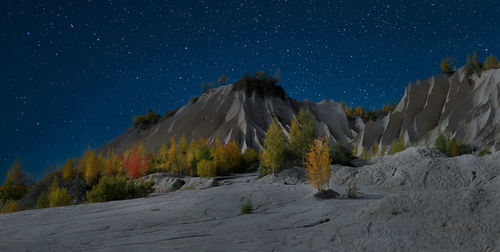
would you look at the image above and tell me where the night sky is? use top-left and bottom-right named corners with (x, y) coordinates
top-left (1, 0), bottom-right (499, 181)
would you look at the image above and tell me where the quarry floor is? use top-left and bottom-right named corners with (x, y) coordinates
top-left (0, 173), bottom-right (393, 252)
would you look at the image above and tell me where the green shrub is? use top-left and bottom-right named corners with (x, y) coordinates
top-left (242, 148), bottom-right (259, 171)
top-left (240, 198), bottom-right (253, 214)
top-left (85, 176), bottom-right (154, 203)
top-left (435, 133), bottom-right (475, 157)
top-left (49, 187), bottom-right (72, 208)
top-left (1, 200), bottom-right (20, 214)
top-left (257, 164), bottom-right (272, 178)
top-left (330, 142), bottom-right (354, 166)
top-left (478, 149), bottom-right (492, 156)
top-left (35, 191), bottom-right (50, 209)
top-left (464, 51), bottom-right (484, 77)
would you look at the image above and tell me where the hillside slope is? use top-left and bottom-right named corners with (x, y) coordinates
top-left (356, 68), bottom-right (500, 152)
top-left (100, 84), bottom-right (352, 153)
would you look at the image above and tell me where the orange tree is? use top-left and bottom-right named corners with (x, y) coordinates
top-left (304, 137), bottom-right (331, 191)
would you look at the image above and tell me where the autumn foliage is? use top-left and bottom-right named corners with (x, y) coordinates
top-left (123, 145), bottom-right (152, 179)
top-left (304, 138), bottom-right (331, 191)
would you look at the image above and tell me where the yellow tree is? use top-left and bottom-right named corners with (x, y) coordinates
top-left (354, 106), bottom-right (364, 117)
top-left (48, 179), bottom-right (72, 208)
top-left (261, 117), bottom-right (285, 174)
top-left (223, 140), bottom-right (242, 173)
top-left (440, 58), bottom-right (455, 73)
top-left (62, 158), bottom-right (75, 181)
top-left (304, 137), bottom-right (331, 191)
top-left (166, 137), bottom-right (177, 173)
top-left (83, 151), bottom-right (105, 186)
top-left (177, 135), bottom-right (188, 174)
top-left (152, 141), bottom-right (169, 172)
top-left (451, 138), bottom-right (460, 157)
top-left (197, 159), bottom-right (217, 178)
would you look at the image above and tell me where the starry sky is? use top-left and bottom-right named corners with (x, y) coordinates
top-left (1, 0), bottom-right (499, 181)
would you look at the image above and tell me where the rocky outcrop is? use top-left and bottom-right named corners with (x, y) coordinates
top-left (357, 68), bottom-right (500, 151)
top-left (139, 173), bottom-right (219, 195)
top-left (100, 84), bottom-right (352, 153)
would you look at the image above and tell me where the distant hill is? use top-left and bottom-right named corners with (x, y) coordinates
top-left (99, 75), bottom-right (353, 154)
top-left (100, 68), bottom-right (500, 156)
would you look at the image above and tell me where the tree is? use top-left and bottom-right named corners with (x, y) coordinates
top-left (450, 138), bottom-right (460, 157)
top-left (354, 106), bottom-right (364, 117)
top-left (391, 135), bottom-right (406, 154)
top-left (105, 153), bottom-right (124, 177)
top-left (440, 58), bottom-right (456, 73)
top-left (0, 159), bottom-right (30, 203)
top-left (1, 200), bottom-right (19, 213)
top-left (288, 109), bottom-right (316, 163)
top-left (435, 133), bottom-right (448, 155)
top-left (242, 147), bottom-right (259, 170)
top-left (484, 54), bottom-right (499, 70)
top-left (465, 51), bottom-right (484, 77)
top-left (167, 137), bottom-right (177, 173)
top-left (217, 74), bottom-right (228, 85)
top-left (177, 135), bottom-right (188, 174)
top-left (304, 138), bottom-right (331, 191)
top-left (123, 145), bottom-right (152, 179)
top-left (62, 158), bottom-right (75, 181)
top-left (261, 117), bottom-right (285, 174)
top-left (83, 151), bottom-right (106, 186)
top-left (197, 160), bottom-right (217, 178)
top-left (48, 179), bottom-right (72, 208)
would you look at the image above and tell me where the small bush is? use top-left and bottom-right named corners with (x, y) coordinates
top-left (188, 96), bottom-right (199, 105)
top-left (440, 58), bottom-right (456, 73)
top-left (240, 198), bottom-right (253, 214)
top-left (257, 164), bottom-right (272, 178)
top-left (1, 200), bottom-right (20, 214)
top-left (391, 135), bottom-right (406, 154)
top-left (345, 185), bottom-right (361, 199)
top-left (132, 110), bottom-right (161, 129)
top-left (196, 159), bottom-right (217, 178)
top-left (391, 208), bottom-right (399, 215)
top-left (85, 176), bottom-right (154, 203)
top-left (478, 149), bottom-right (492, 156)
top-left (435, 133), bottom-right (475, 157)
top-left (464, 51), bottom-right (484, 77)
top-left (36, 191), bottom-right (50, 209)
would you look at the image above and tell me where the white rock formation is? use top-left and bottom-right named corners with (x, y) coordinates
top-left (358, 68), bottom-right (500, 151)
top-left (99, 84), bottom-right (352, 153)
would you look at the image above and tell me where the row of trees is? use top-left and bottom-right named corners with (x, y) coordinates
top-left (340, 101), bottom-right (396, 121)
top-left (440, 52), bottom-right (499, 76)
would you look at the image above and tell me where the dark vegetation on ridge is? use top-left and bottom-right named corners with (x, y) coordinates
top-left (231, 71), bottom-right (286, 100)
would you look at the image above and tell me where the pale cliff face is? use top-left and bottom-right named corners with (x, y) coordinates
top-left (99, 84), bottom-right (351, 154)
top-left (357, 68), bottom-right (500, 152)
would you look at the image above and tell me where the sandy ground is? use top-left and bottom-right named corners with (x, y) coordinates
top-left (0, 173), bottom-right (392, 252)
